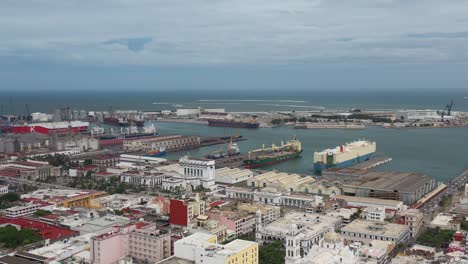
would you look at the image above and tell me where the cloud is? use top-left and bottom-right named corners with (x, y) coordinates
top-left (407, 31), bottom-right (468, 39)
top-left (0, 0), bottom-right (468, 66)
top-left (103, 37), bottom-right (152, 52)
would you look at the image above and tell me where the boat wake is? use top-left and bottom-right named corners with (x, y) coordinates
top-left (198, 99), bottom-right (307, 103)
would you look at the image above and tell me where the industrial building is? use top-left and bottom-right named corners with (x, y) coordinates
top-left (122, 135), bottom-right (200, 152)
top-left (215, 167), bottom-right (254, 184)
top-left (341, 171), bottom-right (437, 205)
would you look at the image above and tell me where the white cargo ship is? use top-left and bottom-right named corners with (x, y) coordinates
top-left (313, 140), bottom-right (376, 173)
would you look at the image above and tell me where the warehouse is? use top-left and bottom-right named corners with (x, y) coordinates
top-left (122, 135), bottom-right (200, 152)
top-left (215, 167), bottom-right (254, 184)
top-left (341, 171), bottom-right (437, 205)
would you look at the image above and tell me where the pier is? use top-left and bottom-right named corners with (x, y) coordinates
top-left (322, 157), bottom-right (392, 178)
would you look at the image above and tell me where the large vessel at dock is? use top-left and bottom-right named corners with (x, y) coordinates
top-left (243, 137), bottom-right (302, 168)
top-left (97, 124), bottom-right (159, 146)
top-left (313, 140), bottom-right (376, 173)
top-left (204, 140), bottom-right (241, 160)
top-left (103, 117), bottom-right (144, 127)
top-left (208, 119), bottom-right (259, 129)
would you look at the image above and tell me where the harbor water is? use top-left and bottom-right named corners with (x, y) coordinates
top-left (153, 121), bottom-right (468, 183)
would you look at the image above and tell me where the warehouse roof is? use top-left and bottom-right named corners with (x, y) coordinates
top-left (343, 171), bottom-right (433, 193)
top-left (335, 195), bottom-right (404, 207)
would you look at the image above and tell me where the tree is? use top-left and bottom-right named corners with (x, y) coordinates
top-left (34, 209), bottom-right (52, 217)
top-left (417, 228), bottom-right (455, 249)
top-left (84, 159), bottom-right (93, 166)
top-left (259, 241), bottom-right (285, 264)
top-left (0, 193), bottom-right (20, 203)
top-left (0, 225), bottom-right (41, 248)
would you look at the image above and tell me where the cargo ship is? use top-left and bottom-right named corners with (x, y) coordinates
top-left (243, 137), bottom-right (302, 168)
top-left (313, 140), bottom-right (376, 173)
top-left (205, 141), bottom-right (241, 160)
top-left (144, 147), bottom-right (166, 157)
top-left (98, 124), bottom-right (159, 146)
top-left (103, 117), bottom-right (144, 127)
top-left (208, 119), bottom-right (259, 129)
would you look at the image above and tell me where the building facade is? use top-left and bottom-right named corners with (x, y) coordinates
top-left (91, 222), bottom-right (171, 264)
top-left (341, 220), bottom-right (410, 245)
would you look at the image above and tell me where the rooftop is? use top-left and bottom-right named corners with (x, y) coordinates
top-left (0, 217), bottom-right (79, 240)
top-left (262, 212), bottom-right (340, 237)
top-left (157, 256), bottom-right (195, 264)
top-left (342, 219), bottom-right (409, 238)
top-left (335, 195), bottom-right (403, 207)
top-left (343, 171), bottom-right (434, 193)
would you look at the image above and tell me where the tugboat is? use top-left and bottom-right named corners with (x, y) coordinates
top-left (143, 147), bottom-right (167, 157)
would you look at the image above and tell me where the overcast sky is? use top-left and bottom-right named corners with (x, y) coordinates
top-left (1, 0), bottom-right (468, 91)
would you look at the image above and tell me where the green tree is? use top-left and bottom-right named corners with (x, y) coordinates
top-left (34, 209), bottom-right (52, 217)
top-left (0, 225), bottom-right (41, 248)
top-left (0, 192), bottom-right (20, 203)
top-left (259, 241), bottom-right (285, 264)
top-left (417, 228), bottom-right (455, 249)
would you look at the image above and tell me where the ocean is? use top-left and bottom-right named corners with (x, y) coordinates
top-left (1, 90), bottom-right (467, 114)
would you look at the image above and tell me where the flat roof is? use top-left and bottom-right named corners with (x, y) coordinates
top-left (335, 195), bottom-right (403, 207)
top-left (343, 171), bottom-right (434, 193)
top-left (342, 219), bottom-right (409, 238)
top-left (157, 256), bottom-right (195, 264)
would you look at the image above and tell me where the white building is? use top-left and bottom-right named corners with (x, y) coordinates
top-left (341, 219), bottom-right (410, 245)
top-left (0, 185), bottom-right (8, 195)
top-left (256, 211), bottom-right (342, 260)
top-left (286, 232), bottom-right (358, 264)
top-left (121, 172), bottom-right (167, 188)
top-left (172, 233), bottom-right (258, 264)
top-left (363, 207), bottom-right (386, 222)
top-left (176, 108), bottom-right (200, 116)
top-left (180, 156), bottom-right (216, 188)
top-left (396, 110), bottom-right (442, 121)
top-left (4, 203), bottom-right (40, 218)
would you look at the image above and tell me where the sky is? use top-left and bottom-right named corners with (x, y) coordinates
top-left (1, 0), bottom-right (468, 91)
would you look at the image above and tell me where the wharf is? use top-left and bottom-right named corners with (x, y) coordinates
top-left (199, 136), bottom-right (246, 148)
top-left (212, 153), bottom-right (249, 169)
top-left (322, 157), bottom-right (392, 178)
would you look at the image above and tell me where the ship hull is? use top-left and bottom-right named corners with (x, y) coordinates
top-left (208, 120), bottom-right (259, 129)
top-left (314, 153), bottom-right (373, 172)
top-left (143, 150), bottom-right (166, 157)
top-left (98, 134), bottom-right (159, 146)
top-left (244, 151), bottom-right (302, 169)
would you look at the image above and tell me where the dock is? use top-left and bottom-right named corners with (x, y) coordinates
top-left (199, 136), bottom-right (246, 148)
top-left (322, 157), bottom-right (392, 178)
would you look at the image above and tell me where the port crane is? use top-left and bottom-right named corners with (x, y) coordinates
top-left (440, 99), bottom-right (454, 119)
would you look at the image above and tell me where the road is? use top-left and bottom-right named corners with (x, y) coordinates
top-left (0, 176), bottom-right (77, 190)
top-left (420, 170), bottom-right (468, 219)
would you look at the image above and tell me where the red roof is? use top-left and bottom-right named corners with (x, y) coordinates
top-left (0, 217), bottom-right (78, 241)
top-left (210, 201), bottom-right (226, 207)
top-left (21, 198), bottom-right (52, 207)
top-left (0, 168), bottom-right (21, 177)
top-left (42, 214), bottom-right (58, 220)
